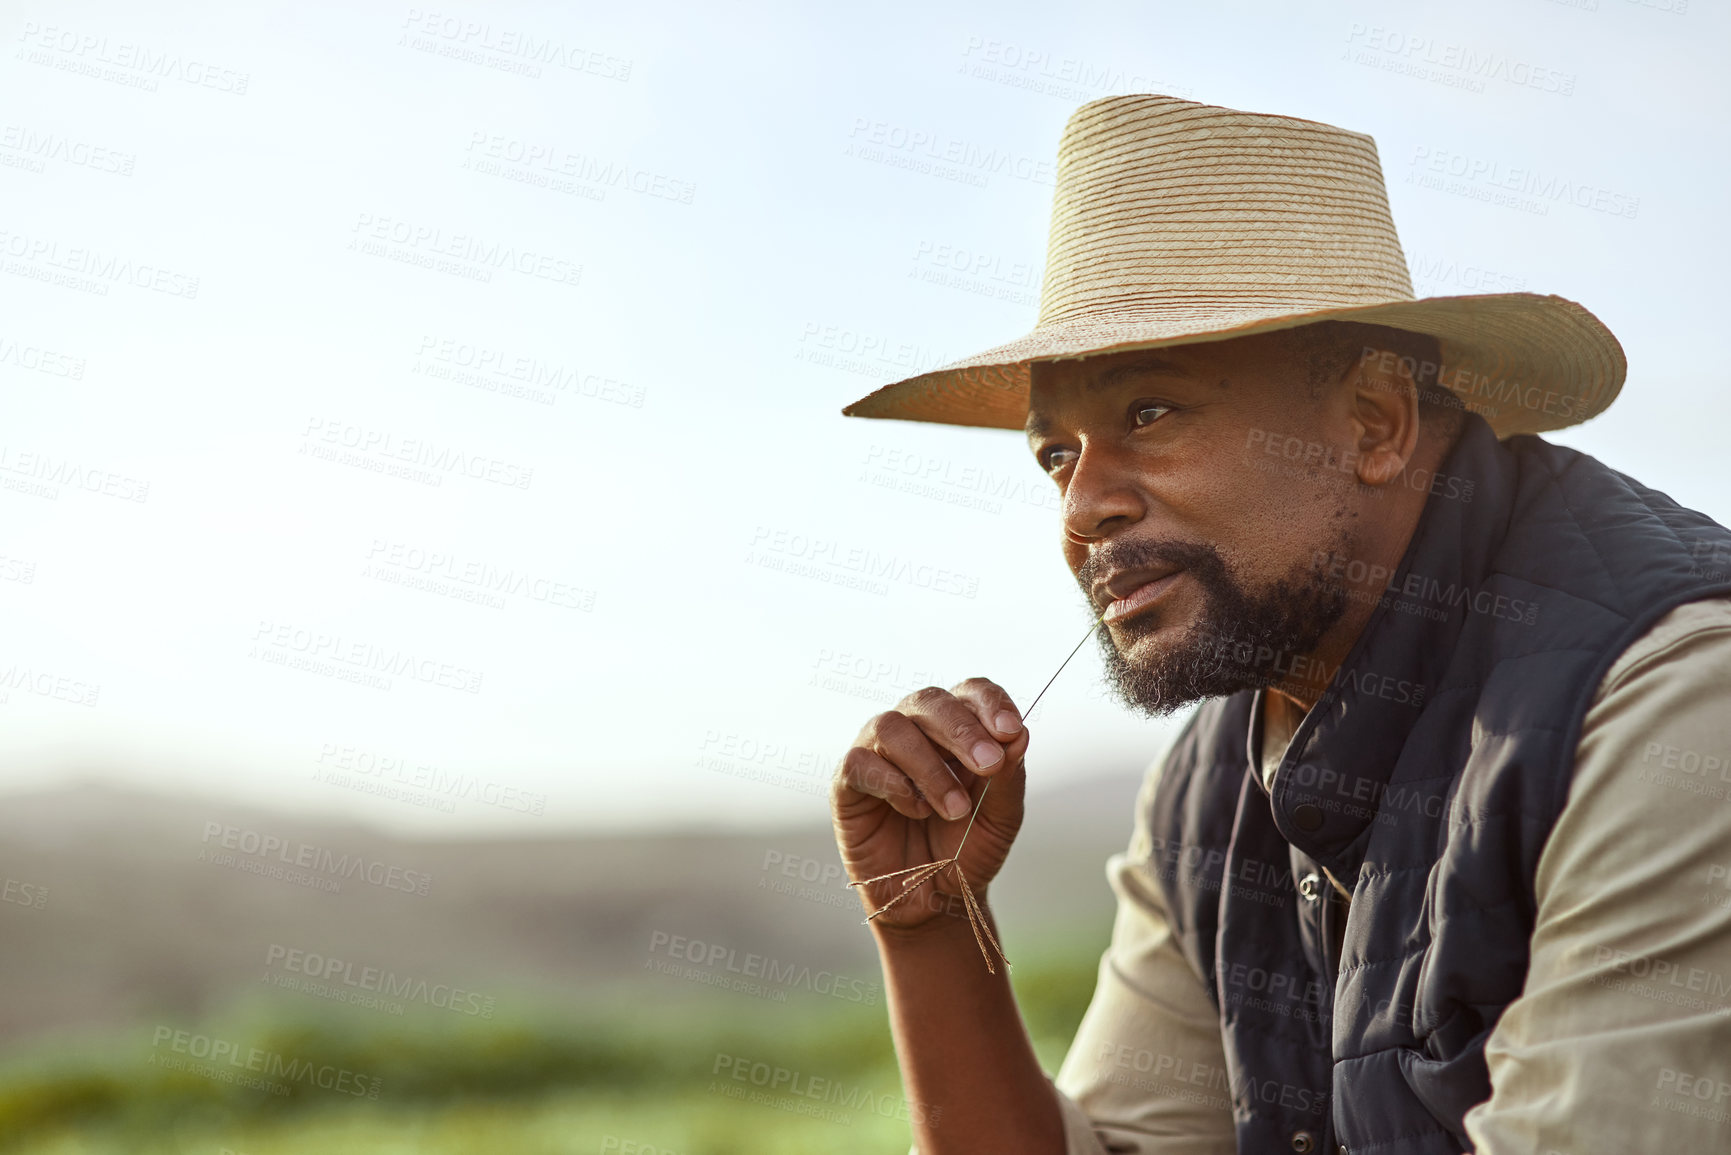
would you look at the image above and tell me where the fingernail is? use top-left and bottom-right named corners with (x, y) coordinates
top-left (972, 741), bottom-right (1002, 769)
top-left (994, 711), bottom-right (1021, 734)
top-left (943, 789), bottom-right (970, 820)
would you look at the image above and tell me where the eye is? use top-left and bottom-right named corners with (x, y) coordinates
top-left (1131, 400), bottom-right (1173, 428)
top-left (1039, 446), bottom-right (1078, 474)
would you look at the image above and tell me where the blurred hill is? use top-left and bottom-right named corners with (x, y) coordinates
top-left (0, 769), bottom-right (1145, 1049)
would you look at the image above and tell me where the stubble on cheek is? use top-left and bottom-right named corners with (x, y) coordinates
top-left (1092, 511), bottom-right (1358, 717)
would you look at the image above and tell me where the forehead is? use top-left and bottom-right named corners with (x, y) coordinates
top-left (1032, 350), bottom-right (1196, 392)
top-left (1023, 332), bottom-right (1304, 442)
top-left (1025, 342), bottom-right (1240, 439)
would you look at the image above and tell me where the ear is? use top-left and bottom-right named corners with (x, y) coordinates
top-left (1343, 349), bottom-right (1421, 489)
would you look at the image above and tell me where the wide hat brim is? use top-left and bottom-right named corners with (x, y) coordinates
top-left (840, 94), bottom-right (1625, 440)
top-left (840, 291), bottom-right (1625, 439)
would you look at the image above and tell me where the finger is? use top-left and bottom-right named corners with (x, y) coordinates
top-left (872, 710), bottom-right (974, 821)
top-left (899, 686), bottom-right (1009, 783)
top-left (951, 677), bottom-right (1025, 741)
top-left (952, 678), bottom-right (1030, 767)
top-left (833, 744), bottom-right (933, 821)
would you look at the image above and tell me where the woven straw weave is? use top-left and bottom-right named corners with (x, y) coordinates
top-left (842, 95), bottom-right (1623, 438)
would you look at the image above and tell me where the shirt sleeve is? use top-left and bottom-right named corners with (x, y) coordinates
top-left (1465, 596), bottom-right (1731, 1153)
top-left (1049, 750), bottom-right (1240, 1155)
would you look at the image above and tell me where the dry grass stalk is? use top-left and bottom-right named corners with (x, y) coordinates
top-left (846, 611), bottom-right (1107, 973)
top-left (850, 855), bottom-right (1009, 973)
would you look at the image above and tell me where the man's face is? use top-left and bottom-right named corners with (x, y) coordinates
top-left (1025, 330), bottom-right (1365, 716)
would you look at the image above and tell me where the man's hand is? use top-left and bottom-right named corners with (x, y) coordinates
top-left (830, 678), bottom-right (1029, 932)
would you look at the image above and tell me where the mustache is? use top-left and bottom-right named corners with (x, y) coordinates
top-left (1074, 537), bottom-right (1227, 609)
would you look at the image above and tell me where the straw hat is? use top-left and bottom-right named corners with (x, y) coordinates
top-left (840, 94), bottom-right (1624, 438)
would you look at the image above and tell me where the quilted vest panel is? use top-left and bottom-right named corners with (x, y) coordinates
top-left (1143, 414), bottom-right (1731, 1154)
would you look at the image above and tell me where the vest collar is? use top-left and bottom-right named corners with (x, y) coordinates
top-left (1262, 413), bottom-right (1516, 877)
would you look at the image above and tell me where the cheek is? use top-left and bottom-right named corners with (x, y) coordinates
top-left (1201, 433), bottom-right (1352, 570)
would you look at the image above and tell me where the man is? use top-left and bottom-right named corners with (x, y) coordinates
top-left (829, 94), bottom-right (1731, 1154)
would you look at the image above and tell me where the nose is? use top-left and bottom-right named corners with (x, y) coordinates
top-left (1061, 441), bottom-right (1144, 543)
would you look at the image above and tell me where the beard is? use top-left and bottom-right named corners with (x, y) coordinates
top-left (1078, 531), bottom-right (1354, 717)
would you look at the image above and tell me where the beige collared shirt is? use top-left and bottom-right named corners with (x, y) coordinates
top-left (1040, 596), bottom-right (1731, 1154)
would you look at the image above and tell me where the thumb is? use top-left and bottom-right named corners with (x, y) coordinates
top-left (963, 748), bottom-right (1026, 843)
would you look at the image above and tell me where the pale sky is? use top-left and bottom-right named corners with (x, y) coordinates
top-left (1, 0), bottom-right (1723, 835)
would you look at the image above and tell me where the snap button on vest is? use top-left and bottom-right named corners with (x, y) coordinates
top-left (1299, 872), bottom-right (1321, 901)
top-left (1289, 1130), bottom-right (1317, 1153)
top-left (1291, 803), bottom-right (1324, 831)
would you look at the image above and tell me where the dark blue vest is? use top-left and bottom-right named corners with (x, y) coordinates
top-left (1143, 413), bottom-right (1731, 1154)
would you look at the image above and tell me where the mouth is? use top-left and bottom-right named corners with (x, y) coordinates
top-left (1098, 568), bottom-right (1186, 625)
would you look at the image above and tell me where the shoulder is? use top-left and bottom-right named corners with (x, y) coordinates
top-left (1539, 594), bottom-right (1731, 901)
top-left (1597, 594), bottom-right (1731, 698)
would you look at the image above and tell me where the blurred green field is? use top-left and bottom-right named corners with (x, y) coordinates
top-left (0, 947), bottom-right (1103, 1155)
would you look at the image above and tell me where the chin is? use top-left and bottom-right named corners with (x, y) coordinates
top-left (1109, 600), bottom-right (1193, 652)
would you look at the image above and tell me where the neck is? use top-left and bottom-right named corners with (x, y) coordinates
top-left (1265, 428), bottom-right (1456, 717)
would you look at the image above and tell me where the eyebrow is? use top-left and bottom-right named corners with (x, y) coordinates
top-left (1092, 355), bottom-right (1193, 392)
top-left (1024, 355), bottom-right (1195, 443)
